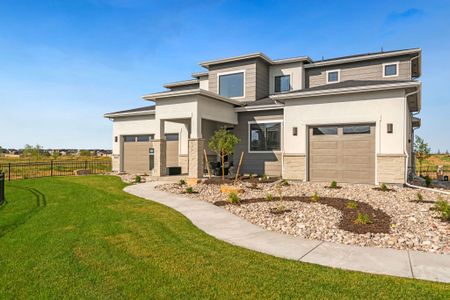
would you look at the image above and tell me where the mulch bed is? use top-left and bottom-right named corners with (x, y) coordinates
top-left (214, 196), bottom-right (391, 234)
top-left (372, 187), bottom-right (396, 192)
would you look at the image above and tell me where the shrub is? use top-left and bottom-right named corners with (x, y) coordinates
top-left (311, 192), bottom-right (320, 202)
top-left (135, 175), bottom-right (141, 183)
top-left (228, 192), bottom-right (240, 204)
top-left (262, 174), bottom-right (268, 181)
top-left (424, 176), bottom-right (432, 187)
top-left (354, 213), bottom-right (373, 225)
top-left (280, 179), bottom-right (289, 186)
top-left (380, 183), bottom-right (388, 192)
top-left (249, 172), bottom-right (254, 179)
top-left (185, 187), bottom-right (194, 194)
top-left (265, 193), bottom-right (274, 201)
top-left (329, 180), bottom-right (338, 189)
top-left (346, 200), bottom-right (358, 209)
top-left (434, 197), bottom-right (449, 221)
top-left (179, 179), bottom-right (186, 186)
top-left (416, 192), bottom-right (423, 202)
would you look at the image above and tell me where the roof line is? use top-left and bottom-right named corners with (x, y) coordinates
top-left (142, 88), bottom-right (243, 106)
top-left (305, 48), bottom-right (421, 68)
top-left (163, 79), bottom-right (199, 88)
top-left (104, 109), bottom-right (155, 118)
top-left (199, 52), bottom-right (312, 68)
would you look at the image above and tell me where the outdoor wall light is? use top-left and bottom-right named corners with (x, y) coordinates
top-left (387, 123), bottom-right (393, 134)
top-left (293, 127), bottom-right (298, 136)
top-left (114, 136), bottom-right (118, 142)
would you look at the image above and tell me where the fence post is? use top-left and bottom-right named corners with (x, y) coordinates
top-left (0, 172), bottom-right (4, 205)
top-left (84, 160), bottom-right (88, 171)
top-left (51, 160), bottom-right (53, 177)
top-left (8, 163), bottom-right (11, 181)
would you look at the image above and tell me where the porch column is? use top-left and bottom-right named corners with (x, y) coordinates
top-left (153, 119), bottom-right (166, 177)
top-left (188, 117), bottom-right (204, 178)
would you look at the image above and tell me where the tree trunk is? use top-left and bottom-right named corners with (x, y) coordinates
top-left (221, 151), bottom-right (225, 180)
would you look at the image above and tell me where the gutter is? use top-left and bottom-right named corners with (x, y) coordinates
top-left (104, 110), bottom-right (155, 118)
top-left (271, 81), bottom-right (421, 100)
top-left (235, 103), bottom-right (284, 112)
top-left (404, 182), bottom-right (450, 196)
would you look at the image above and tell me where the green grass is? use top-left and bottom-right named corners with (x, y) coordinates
top-left (0, 176), bottom-right (449, 299)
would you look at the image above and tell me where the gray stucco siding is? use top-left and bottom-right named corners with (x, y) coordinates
top-left (232, 110), bottom-right (283, 176)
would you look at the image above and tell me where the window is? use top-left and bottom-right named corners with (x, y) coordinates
top-left (312, 127), bottom-right (337, 135)
top-left (249, 122), bottom-right (281, 152)
top-left (124, 136), bottom-right (136, 142)
top-left (383, 62), bottom-right (398, 77)
top-left (218, 72), bottom-right (244, 98)
top-left (165, 133), bottom-right (179, 141)
top-left (343, 126), bottom-right (370, 135)
top-left (274, 75), bottom-right (291, 92)
top-left (137, 135), bottom-right (153, 142)
top-left (326, 70), bottom-right (340, 83)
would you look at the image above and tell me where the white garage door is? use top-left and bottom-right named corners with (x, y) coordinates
top-left (309, 124), bottom-right (375, 184)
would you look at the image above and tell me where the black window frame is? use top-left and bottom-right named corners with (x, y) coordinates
top-left (274, 75), bottom-right (291, 93)
top-left (249, 122), bottom-right (282, 152)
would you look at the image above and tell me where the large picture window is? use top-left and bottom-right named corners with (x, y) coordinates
top-left (249, 122), bottom-right (281, 152)
top-left (218, 72), bottom-right (244, 98)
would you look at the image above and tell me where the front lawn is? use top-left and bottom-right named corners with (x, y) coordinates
top-left (0, 176), bottom-right (448, 299)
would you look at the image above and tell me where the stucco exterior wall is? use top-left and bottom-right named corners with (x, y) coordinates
top-left (111, 115), bottom-right (187, 172)
top-left (283, 89), bottom-right (408, 183)
top-left (269, 62), bottom-right (304, 94)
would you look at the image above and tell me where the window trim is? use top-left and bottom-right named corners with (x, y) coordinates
top-left (248, 119), bottom-right (283, 153)
top-left (326, 69), bottom-right (340, 84)
top-left (382, 62), bottom-right (399, 78)
top-left (217, 69), bottom-right (246, 99)
top-left (274, 74), bottom-right (291, 93)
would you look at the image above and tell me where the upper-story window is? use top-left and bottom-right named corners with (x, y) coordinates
top-left (326, 70), bottom-right (340, 83)
top-left (274, 75), bottom-right (291, 93)
top-left (218, 71), bottom-right (244, 98)
top-left (383, 62), bottom-right (399, 77)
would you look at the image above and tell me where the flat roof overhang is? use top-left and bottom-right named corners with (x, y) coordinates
top-left (142, 88), bottom-right (243, 106)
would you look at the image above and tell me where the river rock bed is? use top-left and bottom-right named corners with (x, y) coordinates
top-left (157, 180), bottom-right (450, 254)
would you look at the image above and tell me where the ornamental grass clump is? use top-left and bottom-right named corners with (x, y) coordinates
top-left (228, 192), bottom-right (240, 204)
top-left (329, 180), bottom-right (338, 189)
top-left (265, 193), bottom-right (274, 201)
top-left (346, 200), bottom-right (358, 209)
top-left (380, 183), bottom-right (388, 192)
top-left (433, 197), bottom-right (449, 221)
top-left (417, 192), bottom-right (423, 202)
top-left (185, 186), bottom-right (194, 194)
top-left (179, 179), bottom-right (186, 186)
top-left (311, 192), bottom-right (320, 202)
top-left (354, 213), bottom-right (373, 225)
top-left (424, 176), bottom-right (432, 187)
top-left (135, 175), bottom-right (141, 183)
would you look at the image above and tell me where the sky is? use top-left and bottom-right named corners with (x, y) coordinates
top-left (1, 0), bottom-right (449, 151)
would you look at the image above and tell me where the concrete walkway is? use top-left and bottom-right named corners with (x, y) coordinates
top-left (124, 182), bottom-right (450, 283)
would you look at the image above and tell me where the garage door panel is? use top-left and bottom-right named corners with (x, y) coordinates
top-left (124, 141), bottom-right (153, 174)
top-left (311, 155), bottom-right (338, 164)
top-left (309, 124), bottom-right (375, 184)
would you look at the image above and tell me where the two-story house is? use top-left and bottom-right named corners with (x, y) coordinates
top-left (104, 48), bottom-right (422, 184)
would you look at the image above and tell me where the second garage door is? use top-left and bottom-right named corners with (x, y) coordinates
top-left (309, 124), bottom-right (375, 184)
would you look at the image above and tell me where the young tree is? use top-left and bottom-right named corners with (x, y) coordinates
top-left (22, 144), bottom-right (43, 160)
top-left (208, 128), bottom-right (240, 180)
top-left (414, 135), bottom-right (431, 176)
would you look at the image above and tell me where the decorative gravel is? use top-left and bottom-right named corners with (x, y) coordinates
top-left (157, 181), bottom-right (450, 254)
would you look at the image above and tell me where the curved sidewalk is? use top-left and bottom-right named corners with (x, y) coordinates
top-left (124, 182), bottom-right (450, 283)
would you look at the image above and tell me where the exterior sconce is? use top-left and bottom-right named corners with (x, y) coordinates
top-left (115, 136), bottom-right (118, 142)
top-left (293, 127), bottom-right (298, 136)
top-left (387, 123), bottom-right (393, 134)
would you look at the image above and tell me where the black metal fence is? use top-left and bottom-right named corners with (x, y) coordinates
top-left (416, 165), bottom-right (450, 179)
top-left (0, 172), bottom-right (4, 205)
top-left (0, 160), bottom-right (112, 181)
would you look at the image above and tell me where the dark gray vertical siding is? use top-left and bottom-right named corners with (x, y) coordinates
top-left (255, 60), bottom-right (269, 100)
top-left (232, 110), bottom-right (283, 176)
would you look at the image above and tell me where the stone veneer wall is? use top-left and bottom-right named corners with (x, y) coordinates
top-left (179, 154), bottom-right (188, 174)
top-left (152, 140), bottom-right (166, 177)
top-left (282, 154), bottom-right (306, 180)
top-left (188, 139), bottom-right (204, 178)
top-left (377, 155), bottom-right (406, 184)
